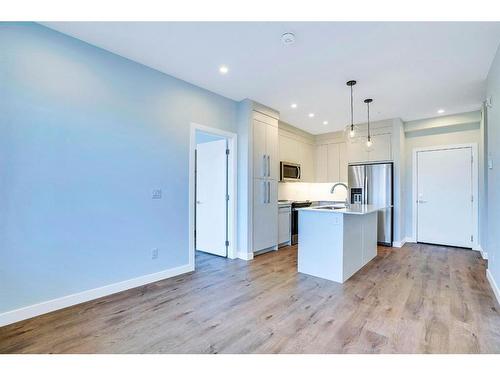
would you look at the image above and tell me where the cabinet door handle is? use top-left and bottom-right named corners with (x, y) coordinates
top-left (263, 180), bottom-right (267, 204)
top-left (262, 155), bottom-right (267, 178)
top-left (267, 155), bottom-right (271, 177)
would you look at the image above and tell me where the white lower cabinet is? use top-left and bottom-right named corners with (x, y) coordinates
top-left (278, 205), bottom-right (291, 246)
top-left (253, 178), bottom-right (278, 252)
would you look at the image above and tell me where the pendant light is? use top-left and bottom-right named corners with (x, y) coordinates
top-left (344, 80), bottom-right (358, 141)
top-left (364, 98), bottom-right (373, 149)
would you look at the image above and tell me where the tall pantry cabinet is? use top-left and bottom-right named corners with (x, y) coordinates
top-left (252, 111), bottom-right (279, 253)
top-left (236, 100), bottom-right (280, 259)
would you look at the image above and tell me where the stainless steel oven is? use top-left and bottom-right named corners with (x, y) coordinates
top-left (291, 201), bottom-right (312, 244)
top-left (280, 161), bottom-right (301, 181)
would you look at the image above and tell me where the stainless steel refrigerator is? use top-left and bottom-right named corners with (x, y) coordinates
top-left (348, 162), bottom-right (393, 246)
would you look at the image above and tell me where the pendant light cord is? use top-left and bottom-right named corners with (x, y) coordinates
top-left (367, 101), bottom-right (370, 140)
top-left (350, 84), bottom-right (354, 129)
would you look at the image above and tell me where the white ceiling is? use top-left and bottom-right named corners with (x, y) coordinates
top-left (42, 22), bottom-right (500, 134)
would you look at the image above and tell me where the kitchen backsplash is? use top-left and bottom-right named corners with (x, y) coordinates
top-left (278, 182), bottom-right (348, 202)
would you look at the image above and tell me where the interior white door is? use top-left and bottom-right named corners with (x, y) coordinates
top-left (417, 147), bottom-right (473, 248)
top-left (196, 139), bottom-right (227, 257)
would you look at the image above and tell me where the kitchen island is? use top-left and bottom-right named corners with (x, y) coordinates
top-left (297, 204), bottom-right (382, 283)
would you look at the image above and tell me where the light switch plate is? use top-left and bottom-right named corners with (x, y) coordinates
top-left (152, 189), bottom-right (162, 199)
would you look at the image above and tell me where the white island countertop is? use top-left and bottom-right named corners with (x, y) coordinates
top-left (298, 204), bottom-right (386, 215)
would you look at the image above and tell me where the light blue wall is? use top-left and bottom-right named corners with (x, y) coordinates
top-left (486, 43), bottom-right (500, 288)
top-left (0, 23), bottom-right (237, 313)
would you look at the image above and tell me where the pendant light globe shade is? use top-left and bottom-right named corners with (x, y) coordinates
top-left (343, 80), bottom-right (358, 143)
top-left (363, 98), bottom-right (374, 152)
top-left (366, 137), bottom-right (373, 148)
top-left (343, 123), bottom-right (360, 143)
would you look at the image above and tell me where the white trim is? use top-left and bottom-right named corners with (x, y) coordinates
top-left (412, 143), bottom-right (479, 249)
top-left (406, 237), bottom-right (417, 243)
top-left (189, 123), bottom-right (238, 262)
top-left (392, 237), bottom-right (408, 248)
top-left (475, 245), bottom-right (488, 260)
top-left (237, 251), bottom-right (254, 261)
top-left (487, 269), bottom-right (500, 305)
top-left (0, 264), bottom-right (193, 328)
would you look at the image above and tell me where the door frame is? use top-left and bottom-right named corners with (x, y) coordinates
top-left (189, 123), bottom-right (238, 268)
top-left (412, 143), bottom-right (478, 249)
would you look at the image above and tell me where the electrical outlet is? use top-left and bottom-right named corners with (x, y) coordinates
top-left (152, 189), bottom-right (162, 199)
top-left (151, 248), bottom-right (159, 260)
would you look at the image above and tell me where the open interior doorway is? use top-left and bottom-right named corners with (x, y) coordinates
top-left (195, 131), bottom-right (228, 257)
top-left (189, 123), bottom-right (237, 267)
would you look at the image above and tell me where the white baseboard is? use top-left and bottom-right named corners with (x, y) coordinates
top-left (393, 237), bottom-right (416, 248)
top-left (237, 251), bottom-right (254, 261)
top-left (487, 269), bottom-right (500, 305)
top-left (0, 263), bottom-right (194, 328)
top-left (473, 245), bottom-right (488, 260)
top-left (392, 238), bottom-right (407, 248)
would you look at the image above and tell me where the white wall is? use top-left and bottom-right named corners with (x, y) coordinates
top-left (486, 43), bottom-right (500, 299)
top-left (403, 112), bottom-right (482, 241)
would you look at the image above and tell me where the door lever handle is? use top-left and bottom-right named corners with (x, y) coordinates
top-left (417, 200), bottom-right (428, 204)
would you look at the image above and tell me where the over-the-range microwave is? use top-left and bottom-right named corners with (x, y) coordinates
top-left (280, 161), bottom-right (301, 181)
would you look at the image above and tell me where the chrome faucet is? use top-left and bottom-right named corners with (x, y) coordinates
top-left (330, 182), bottom-right (350, 208)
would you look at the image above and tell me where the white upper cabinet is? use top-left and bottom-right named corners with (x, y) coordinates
top-left (368, 134), bottom-right (392, 162)
top-left (347, 138), bottom-right (367, 163)
top-left (314, 144), bottom-right (328, 182)
top-left (327, 143), bottom-right (340, 182)
top-left (346, 133), bottom-right (392, 163)
top-left (299, 142), bottom-right (315, 182)
top-left (266, 124), bottom-right (279, 180)
top-left (253, 119), bottom-right (268, 179)
top-left (253, 112), bottom-right (279, 181)
top-left (279, 135), bottom-right (299, 164)
top-left (278, 133), bottom-right (315, 182)
top-left (339, 142), bottom-right (348, 182)
top-left (314, 142), bottom-right (346, 183)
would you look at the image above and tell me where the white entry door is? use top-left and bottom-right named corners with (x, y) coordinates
top-left (416, 147), bottom-right (473, 248)
top-left (196, 139), bottom-right (227, 257)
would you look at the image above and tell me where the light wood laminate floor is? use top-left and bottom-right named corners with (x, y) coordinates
top-left (1, 243), bottom-right (499, 353)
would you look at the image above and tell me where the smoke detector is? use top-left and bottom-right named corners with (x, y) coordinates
top-left (281, 32), bottom-right (296, 45)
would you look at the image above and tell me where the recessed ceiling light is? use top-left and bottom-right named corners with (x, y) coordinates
top-left (308, 113), bottom-right (315, 118)
top-left (291, 103), bottom-right (297, 109)
top-left (219, 65), bottom-right (229, 74)
top-left (323, 121), bottom-right (328, 125)
top-left (437, 109), bottom-right (445, 114)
